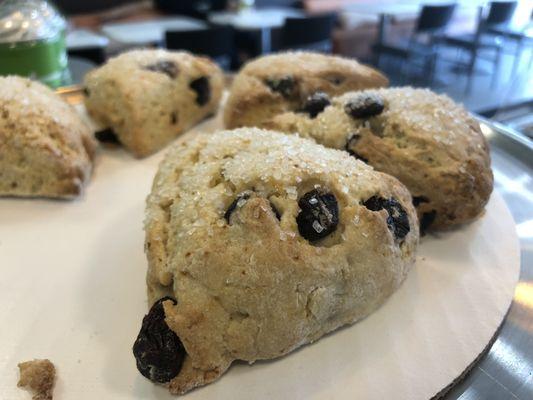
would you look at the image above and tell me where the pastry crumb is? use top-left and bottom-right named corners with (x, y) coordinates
top-left (17, 359), bottom-right (56, 400)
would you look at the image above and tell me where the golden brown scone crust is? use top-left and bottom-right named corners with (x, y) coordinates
top-left (84, 49), bottom-right (224, 158)
top-left (265, 87), bottom-right (493, 230)
top-left (0, 76), bottom-right (95, 199)
top-left (144, 128), bottom-right (418, 394)
top-left (224, 52), bottom-right (388, 129)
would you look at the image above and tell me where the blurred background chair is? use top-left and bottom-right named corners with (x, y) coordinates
top-left (372, 4), bottom-right (456, 84)
top-left (154, 0), bottom-right (227, 20)
top-left (487, 7), bottom-right (533, 72)
top-left (483, 0), bottom-right (519, 29)
top-left (165, 26), bottom-right (235, 70)
top-left (281, 13), bottom-right (337, 52)
top-left (444, 1), bottom-right (518, 76)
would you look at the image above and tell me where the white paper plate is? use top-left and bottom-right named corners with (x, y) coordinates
top-left (0, 115), bottom-right (520, 399)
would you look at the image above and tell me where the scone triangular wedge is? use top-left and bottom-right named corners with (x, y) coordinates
top-left (136, 128), bottom-right (418, 394)
top-left (224, 52), bottom-right (388, 129)
top-left (0, 76), bottom-right (96, 199)
top-left (263, 87), bottom-right (493, 230)
top-left (84, 49), bottom-right (224, 158)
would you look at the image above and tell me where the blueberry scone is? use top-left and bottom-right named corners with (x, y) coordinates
top-left (223, 52), bottom-right (388, 129)
top-left (264, 87), bottom-right (493, 231)
top-left (84, 49), bottom-right (224, 158)
top-left (135, 128), bottom-right (419, 394)
top-left (0, 76), bottom-right (96, 199)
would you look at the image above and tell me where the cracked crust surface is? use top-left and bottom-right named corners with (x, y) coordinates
top-left (84, 49), bottom-right (224, 158)
top-left (223, 52), bottom-right (388, 129)
top-left (264, 87), bottom-right (493, 230)
top-left (0, 76), bottom-right (95, 199)
top-left (17, 359), bottom-right (56, 400)
top-left (144, 128), bottom-right (418, 394)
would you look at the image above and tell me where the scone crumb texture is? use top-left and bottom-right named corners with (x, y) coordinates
top-left (17, 359), bottom-right (56, 400)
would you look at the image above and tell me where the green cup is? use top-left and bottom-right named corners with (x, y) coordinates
top-left (0, 30), bottom-right (70, 88)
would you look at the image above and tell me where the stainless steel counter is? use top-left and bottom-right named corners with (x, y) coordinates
top-left (444, 120), bottom-right (533, 399)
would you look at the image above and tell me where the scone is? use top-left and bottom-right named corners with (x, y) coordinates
top-left (264, 87), bottom-right (493, 231)
top-left (0, 76), bottom-right (96, 199)
top-left (224, 52), bottom-right (388, 129)
top-left (136, 128), bottom-right (419, 394)
top-left (84, 49), bottom-right (224, 157)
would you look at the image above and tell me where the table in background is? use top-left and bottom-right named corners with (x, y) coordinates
top-left (208, 7), bottom-right (304, 53)
top-left (66, 29), bottom-right (110, 64)
top-left (101, 16), bottom-right (207, 46)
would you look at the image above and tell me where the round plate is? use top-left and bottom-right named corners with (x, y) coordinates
top-left (0, 115), bottom-right (520, 399)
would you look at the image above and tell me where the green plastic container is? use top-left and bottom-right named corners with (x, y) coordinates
top-left (0, 0), bottom-right (70, 88)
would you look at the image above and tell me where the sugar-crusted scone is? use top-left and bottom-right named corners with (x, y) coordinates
top-left (84, 49), bottom-right (224, 158)
top-left (223, 52), bottom-right (388, 129)
top-left (264, 87), bottom-right (493, 231)
top-left (0, 76), bottom-right (96, 199)
top-left (137, 128), bottom-right (418, 394)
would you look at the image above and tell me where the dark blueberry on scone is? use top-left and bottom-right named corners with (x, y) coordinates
top-left (170, 112), bottom-right (178, 125)
top-left (143, 128), bottom-right (418, 395)
top-left (363, 196), bottom-right (410, 241)
top-left (224, 191), bottom-right (253, 223)
top-left (302, 92), bottom-right (331, 118)
top-left (265, 87), bottom-right (493, 230)
top-left (143, 60), bottom-right (179, 79)
top-left (345, 134), bottom-right (369, 163)
top-left (95, 128), bottom-right (120, 144)
top-left (189, 76), bottom-right (211, 106)
top-left (133, 297), bottom-right (185, 383)
top-left (420, 210), bottom-right (437, 233)
top-left (412, 196), bottom-right (430, 207)
top-left (296, 189), bottom-right (339, 241)
top-left (344, 93), bottom-right (385, 119)
top-left (264, 75), bottom-right (296, 98)
top-left (84, 49), bottom-right (224, 158)
top-left (224, 52), bottom-right (388, 129)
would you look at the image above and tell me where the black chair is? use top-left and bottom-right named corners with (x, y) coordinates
top-left (373, 4), bottom-right (456, 84)
top-left (444, 1), bottom-right (518, 76)
top-left (487, 5), bottom-right (532, 72)
top-left (281, 13), bottom-right (337, 52)
top-left (155, 0), bottom-right (227, 19)
top-left (484, 1), bottom-right (518, 27)
top-left (68, 48), bottom-right (106, 65)
top-left (165, 26), bottom-right (235, 70)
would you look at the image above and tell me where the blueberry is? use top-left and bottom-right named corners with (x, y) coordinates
top-left (95, 128), bottom-right (120, 144)
top-left (420, 210), bottom-right (436, 233)
top-left (302, 92), bottom-right (330, 118)
top-left (189, 77), bottom-right (211, 106)
top-left (133, 297), bottom-right (185, 383)
top-left (297, 189), bottom-right (339, 242)
top-left (345, 94), bottom-right (384, 119)
top-left (143, 60), bottom-right (179, 79)
top-left (170, 112), bottom-right (178, 125)
top-left (224, 192), bottom-right (252, 223)
top-left (265, 76), bottom-right (295, 98)
top-left (363, 196), bottom-right (410, 241)
top-left (345, 134), bottom-right (368, 163)
top-left (327, 76), bottom-right (345, 85)
top-left (412, 196), bottom-right (430, 207)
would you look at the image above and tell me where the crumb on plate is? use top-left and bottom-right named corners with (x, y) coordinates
top-left (17, 359), bottom-right (56, 400)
